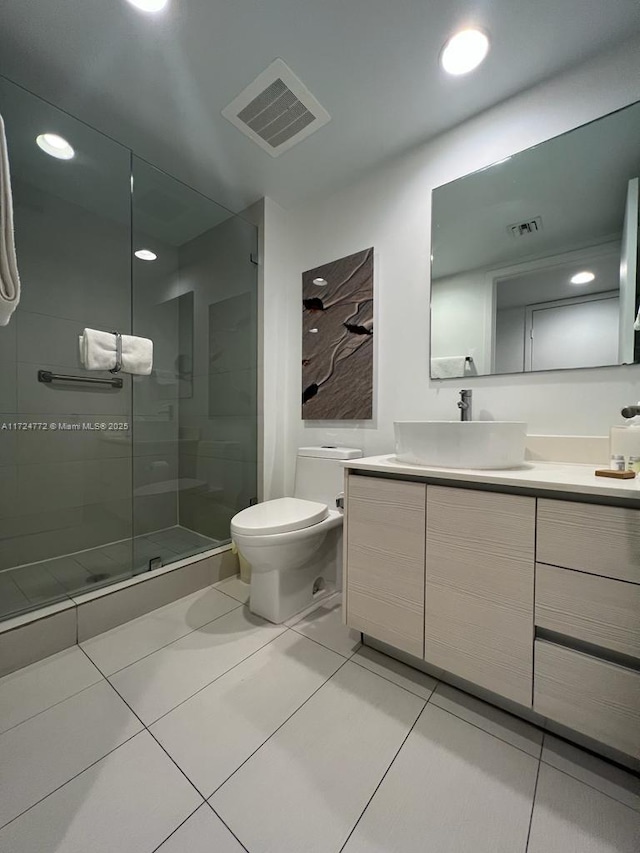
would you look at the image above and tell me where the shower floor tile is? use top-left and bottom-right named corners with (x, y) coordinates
top-left (0, 526), bottom-right (221, 621)
top-left (2, 587), bottom-right (637, 852)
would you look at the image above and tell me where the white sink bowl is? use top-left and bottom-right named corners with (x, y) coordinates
top-left (394, 421), bottom-right (527, 470)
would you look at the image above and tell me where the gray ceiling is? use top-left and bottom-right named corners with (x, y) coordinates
top-left (1, 0), bottom-right (640, 213)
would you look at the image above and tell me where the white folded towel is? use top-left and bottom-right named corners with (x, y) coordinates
top-left (0, 113), bottom-right (21, 327)
top-left (431, 356), bottom-right (468, 379)
top-left (79, 328), bottom-right (153, 375)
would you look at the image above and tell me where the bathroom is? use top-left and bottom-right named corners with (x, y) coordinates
top-left (0, 1), bottom-right (639, 851)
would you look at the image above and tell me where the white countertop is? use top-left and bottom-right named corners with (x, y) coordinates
top-left (343, 455), bottom-right (640, 501)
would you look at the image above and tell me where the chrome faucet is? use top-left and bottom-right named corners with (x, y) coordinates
top-left (457, 389), bottom-right (472, 422)
top-left (621, 403), bottom-right (640, 419)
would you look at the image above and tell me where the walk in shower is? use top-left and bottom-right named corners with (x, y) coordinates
top-left (0, 77), bottom-right (258, 622)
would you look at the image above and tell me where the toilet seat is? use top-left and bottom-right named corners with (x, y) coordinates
top-left (231, 497), bottom-right (329, 537)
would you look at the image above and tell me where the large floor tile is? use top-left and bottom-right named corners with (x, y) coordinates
top-left (0, 646), bottom-right (102, 734)
top-left (152, 631), bottom-right (343, 797)
top-left (0, 680), bottom-right (142, 828)
top-left (353, 646), bottom-right (437, 700)
top-left (156, 804), bottom-right (245, 853)
top-left (211, 660), bottom-right (425, 853)
top-left (81, 586), bottom-right (240, 675)
top-left (214, 574), bottom-right (250, 604)
top-left (542, 735), bottom-right (640, 813)
top-left (288, 594), bottom-right (361, 658)
top-left (0, 732), bottom-right (202, 853)
top-left (109, 606), bottom-right (286, 724)
top-left (430, 682), bottom-right (543, 757)
top-left (342, 703), bottom-right (538, 853)
top-left (527, 763), bottom-right (640, 853)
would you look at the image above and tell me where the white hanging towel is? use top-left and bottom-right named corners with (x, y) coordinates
top-left (79, 328), bottom-right (153, 375)
top-left (0, 113), bottom-right (21, 327)
top-left (431, 356), bottom-right (468, 379)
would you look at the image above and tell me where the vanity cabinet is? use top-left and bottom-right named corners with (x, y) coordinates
top-left (343, 466), bottom-right (640, 764)
top-left (424, 487), bottom-right (535, 707)
top-left (345, 475), bottom-right (426, 657)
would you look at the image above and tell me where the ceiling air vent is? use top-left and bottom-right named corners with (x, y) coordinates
top-left (222, 59), bottom-right (330, 157)
top-left (507, 216), bottom-right (543, 238)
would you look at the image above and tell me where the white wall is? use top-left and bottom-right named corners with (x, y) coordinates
top-left (262, 37), bottom-right (640, 498)
top-left (431, 272), bottom-right (493, 373)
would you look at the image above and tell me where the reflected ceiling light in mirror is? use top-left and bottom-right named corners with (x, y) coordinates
top-left (441, 28), bottom-right (490, 76)
top-left (36, 133), bottom-right (75, 160)
top-left (135, 249), bottom-right (157, 261)
top-left (312, 278), bottom-right (327, 286)
top-left (570, 270), bottom-right (595, 285)
top-left (125, 0), bottom-right (168, 12)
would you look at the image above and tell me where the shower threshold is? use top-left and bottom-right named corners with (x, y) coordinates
top-left (0, 526), bottom-right (223, 623)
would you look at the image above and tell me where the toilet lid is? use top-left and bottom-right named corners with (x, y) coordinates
top-left (231, 497), bottom-right (329, 536)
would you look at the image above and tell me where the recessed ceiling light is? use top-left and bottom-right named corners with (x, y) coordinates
top-left (135, 249), bottom-right (157, 261)
top-left (312, 278), bottom-right (327, 286)
top-left (35, 133), bottom-right (75, 160)
top-left (309, 328), bottom-right (319, 334)
top-left (570, 271), bottom-right (595, 285)
top-left (125, 0), bottom-right (169, 11)
top-left (441, 28), bottom-right (490, 76)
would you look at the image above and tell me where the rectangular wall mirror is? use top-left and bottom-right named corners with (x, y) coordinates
top-left (430, 101), bottom-right (640, 378)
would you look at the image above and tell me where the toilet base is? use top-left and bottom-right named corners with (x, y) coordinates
top-left (249, 533), bottom-right (340, 624)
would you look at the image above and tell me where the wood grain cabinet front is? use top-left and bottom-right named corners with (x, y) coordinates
top-left (345, 475), bottom-right (426, 657)
top-left (534, 640), bottom-right (640, 760)
top-left (537, 499), bottom-right (640, 584)
top-left (535, 563), bottom-right (640, 660)
top-left (424, 486), bottom-right (535, 707)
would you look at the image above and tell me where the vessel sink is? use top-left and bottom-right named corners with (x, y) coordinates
top-left (394, 421), bottom-right (527, 469)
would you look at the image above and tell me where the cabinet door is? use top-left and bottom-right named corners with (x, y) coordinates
top-left (425, 486), bottom-right (535, 706)
top-left (346, 475), bottom-right (426, 657)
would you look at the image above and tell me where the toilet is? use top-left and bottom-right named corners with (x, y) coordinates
top-left (230, 446), bottom-right (362, 623)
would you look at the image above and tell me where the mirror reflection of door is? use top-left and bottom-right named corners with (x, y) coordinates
top-left (525, 293), bottom-right (619, 371)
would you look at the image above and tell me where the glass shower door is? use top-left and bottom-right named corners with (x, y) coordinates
top-left (131, 157), bottom-right (258, 569)
top-left (0, 76), bottom-right (134, 619)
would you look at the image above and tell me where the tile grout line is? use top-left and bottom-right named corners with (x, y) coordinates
top-left (145, 626), bottom-right (292, 727)
top-left (0, 670), bottom-right (104, 737)
top-left (348, 655), bottom-right (439, 701)
top-left (148, 804), bottom-right (206, 853)
top-left (523, 746), bottom-right (542, 853)
top-left (0, 728), bottom-right (143, 833)
top-left (77, 645), bottom-right (210, 805)
top-left (337, 695), bottom-right (429, 853)
top-left (427, 700), bottom-right (543, 761)
top-left (205, 802), bottom-right (252, 853)
top-left (288, 623), bottom-right (361, 659)
top-left (207, 656), bottom-right (353, 800)
top-left (537, 755), bottom-right (640, 815)
top-left (84, 596), bottom-right (244, 678)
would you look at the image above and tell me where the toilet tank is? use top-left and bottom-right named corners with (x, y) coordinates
top-left (293, 446), bottom-right (363, 505)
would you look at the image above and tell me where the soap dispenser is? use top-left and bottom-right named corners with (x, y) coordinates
top-left (610, 402), bottom-right (640, 471)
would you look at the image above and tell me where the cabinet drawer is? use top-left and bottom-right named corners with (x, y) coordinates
top-left (534, 640), bottom-right (640, 759)
top-left (537, 499), bottom-right (640, 584)
top-left (536, 564), bottom-right (640, 660)
top-left (346, 476), bottom-right (425, 658)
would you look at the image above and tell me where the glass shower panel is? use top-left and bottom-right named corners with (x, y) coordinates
top-left (0, 77), bottom-right (134, 620)
top-left (132, 158), bottom-right (257, 567)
